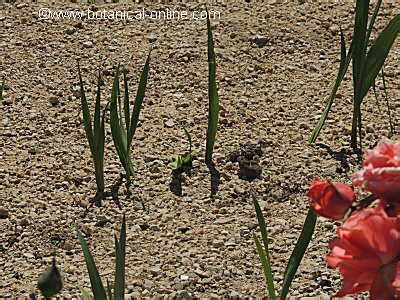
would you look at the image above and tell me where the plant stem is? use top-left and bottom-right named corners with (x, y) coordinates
top-left (351, 103), bottom-right (359, 149)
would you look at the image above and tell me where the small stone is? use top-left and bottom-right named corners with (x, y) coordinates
top-left (329, 24), bottom-right (340, 35)
top-left (251, 35), bottom-right (268, 47)
top-left (19, 218), bottom-right (29, 226)
top-left (164, 119), bottom-right (174, 128)
top-left (177, 226), bottom-right (190, 234)
top-left (179, 274), bottom-right (189, 281)
top-left (225, 238), bottom-right (236, 247)
top-left (194, 269), bottom-right (210, 278)
top-left (149, 267), bottom-right (162, 277)
top-left (65, 27), bottom-right (76, 35)
top-left (23, 253), bottom-right (35, 259)
top-left (212, 239), bottom-right (224, 248)
top-left (147, 34), bottom-right (157, 43)
top-left (174, 93), bottom-right (184, 99)
top-left (233, 186), bottom-right (245, 195)
top-left (0, 208), bottom-right (9, 219)
top-left (83, 41), bottom-right (93, 48)
top-left (49, 96), bottom-right (59, 106)
top-left (143, 279), bottom-right (153, 290)
top-left (139, 223), bottom-right (150, 231)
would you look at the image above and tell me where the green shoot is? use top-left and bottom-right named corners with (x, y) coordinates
top-left (76, 215), bottom-right (127, 299)
top-left (309, 0), bottom-right (400, 150)
top-left (37, 257), bottom-right (63, 299)
top-left (78, 64), bottom-right (107, 206)
top-left (205, 7), bottom-right (220, 164)
top-left (253, 196), bottom-right (317, 299)
top-left (252, 196), bottom-right (276, 299)
top-left (109, 51), bottom-right (151, 185)
top-left (280, 207), bottom-right (317, 299)
top-left (170, 126), bottom-right (193, 171)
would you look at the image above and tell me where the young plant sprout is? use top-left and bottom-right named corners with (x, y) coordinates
top-left (205, 7), bottom-right (220, 164)
top-left (170, 126), bottom-right (193, 171)
top-left (109, 51), bottom-right (151, 186)
top-left (78, 64), bottom-right (107, 206)
top-left (77, 215), bottom-right (127, 299)
top-left (309, 0), bottom-right (400, 150)
top-left (253, 195), bottom-right (317, 299)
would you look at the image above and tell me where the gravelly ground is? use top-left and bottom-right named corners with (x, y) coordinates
top-left (0, 1), bottom-right (399, 298)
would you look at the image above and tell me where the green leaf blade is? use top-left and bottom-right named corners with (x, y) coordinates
top-left (76, 227), bottom-right (107, 300)
top-left (128, 50), bottom-right (151, 148)
top-left (360, 14), bottom-right (400, 100)
top-left (78, 63), bottom-right (95, 154)
top-left (253, 196), bottom-right (276, 300)
top-left (123, 68), bottom-right (130, 139)
top-left (280, 207), bottom-right (317, 300)
top-left (205, 8), bottom-right (220, 163)
top-left (109, 67), bottom-right (134, 179)
top-left (309, 35), bottom-right (352, 144)
top-left (114, 215), bottom-right (126, 300)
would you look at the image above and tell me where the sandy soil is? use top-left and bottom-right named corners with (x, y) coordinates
top-left (0, 1), bottom-right (399, 298)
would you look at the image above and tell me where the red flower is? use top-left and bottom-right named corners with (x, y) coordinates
top-left (327, 206), bottom-right (400, 299)
top-left (353, 141), bottom-right (400, 201)
top-left (307, 179), bottom-right (355, 220)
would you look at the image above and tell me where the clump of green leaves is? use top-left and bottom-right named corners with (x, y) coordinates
top-left (309, 0), bottom-right (399, 150)
top-left (109, 51), bottom-right (151, 185)
top-left (78, 65), bottom-right (107, 206)
top-left (37, 257), bottom-right (63, 299)
top-left (205, 7), bottom-right (220, 164)
top-left (77, 215), bottom-right (127, 299)
top-left (170, 127), bottom-right (193, 171)
top-left (252, 196), bottom-right (317, 299)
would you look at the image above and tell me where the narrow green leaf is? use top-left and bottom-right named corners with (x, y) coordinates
top-left (76, 227), bottom-right (107, 300)
top-left (116, 65), bottom-right (124, 132)
top-left (80, 288), bottom-right (94, 300)
top-left (253, 234), bottom-right (276, 300)
top-left (109, 67), bottom-right (134, 179)
top-left (123, 68), bottom-right (130, 138)
top-left (365, 0), bottom-right (382, 48)
top-left (352, 0), bottom-right (369, 100)
top-left (360, 14), bottom-right (400, 99)
top-left (205, 7), bottom-right (220, 163)
top-left (93, 72), bottom-right (105, 191)
top-left (128, 50), bottom-right (151, 148)
top-left (253, 196), bottom-right (276, 300)
top-left (78, 63), bottom-right (94, 154)
top-left (351, 0), bottom-right (370, 147)
top-left (309, 33), bottom-right (352, 144)
top-left (93, 71), bottom-right (102, 151)
top-left (114, 215), bottom-right (126, 300)
top-left (280, 207), bottom-right (317, 300)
